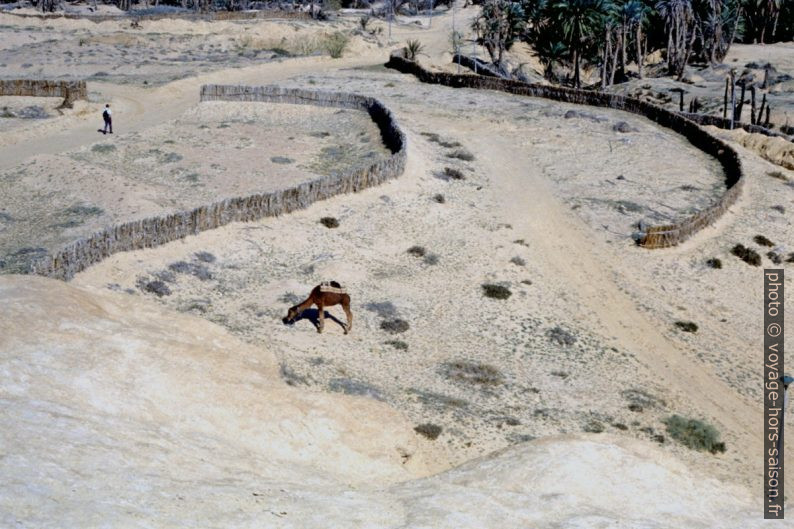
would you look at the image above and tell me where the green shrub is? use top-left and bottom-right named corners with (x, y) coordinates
top-left (754, 235), bottom-right (775, 247)
top-left (407, 245), bottom-right (426, 257)
top-left (705, 258), bottom-right (722, 269)
top-left (663, 415), bottom-right (726, 454)
top-left (414, 423), bottom-right (442, 440)
top-left (731, 244), bottom-right (761, 266)
top-left (446, 149), bottom-right (475, 161)
top-left (385, 340), bottom-right (408, 351)
top-left (482, 283), bottom-right (511, 299)
top-left (324, 32), bottom-right (348, 59)
top-left (441, 360), bottom-right (503, 387)
top-left (320, 216), bottom-right (339, 228)
top-left (405, 39), bottom-right (425, 60)
top-left (442, 167), bottom-right (465, 180)
top-left (381, 318), bottom-right (410, 334)
top-left (674, 321), bottom-right (698, 333)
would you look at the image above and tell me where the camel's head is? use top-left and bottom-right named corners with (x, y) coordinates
top-left (283, 305), bottom-right (300, 325)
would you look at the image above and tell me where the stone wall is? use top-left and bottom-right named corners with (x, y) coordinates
top-left (386, 52), bottom-right (744, 249)
top-left (30, 85), bottom-right (406, 280)
top-left (0, 79), bottom-right (87, 108)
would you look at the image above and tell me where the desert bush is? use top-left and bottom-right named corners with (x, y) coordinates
top-left (385, 339), bottom-right (408, 351)
top-left (731, 244), bottom-right (761, 266)
top-left (583, 420), bottom-right (605, 433)
top-left (547, 326), bottom-right (576, 346)
top-left (168, 260), bottom-right (212, 281)
top-left (510, 256), bottom-right (526, 266)
top-left (788, 253), bottom-right (794, 263)
top-left (195, 251), bottom-right (216, 263)
top-left (359, 15), bottom-right (371, 31)
top-left (674, 320), bottom-right (698, 333)
top-left (482, 283), bottom-right (511, 299)
top-left (446, 148), bottom-right (475, 161)
top-left (91, 144), bottom-right (116, 154)
top-left (442, 167), bottom-right (465, 180)
top-left (706, 258), bottom-right (722, 269)
top-left (324, 32), bottom-right (349, 59)
top-left (140, 279), bottom-right (170, 297)
top-left (622, 388), bottom-right (665, 410)
top-left (423, 253), bottom-right (439, 265)
top-left (767, 251), bottom-right (782, 264)
top-left (663, 415), bottom-right (726, 454)
top-left (329, 378), bottom-right (385, 401)
top-left (433, 193), bottom-right (446, 203)
top-left (271, 156), bottom-right (294, 164)
top-left (280, 364), bottom-right (309, 386)
top-left (414, 423), bottom-right (442, 440)
top-left (407, 245), bottom-right (426, 257)
top-left (381, 318), bottom-right (410, 334)
top-left (768, 170), bottom-right (788, 181)
top-left (320, 216), bottom-right (340, 228)
top-left (441, 360), bottom-right (504, 387)
top-left (405, 39), bottom-right (425, 60)
top-left (754, 235), bottom-right (775, 247)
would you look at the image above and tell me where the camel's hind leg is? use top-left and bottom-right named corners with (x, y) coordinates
top-left (316, 303), bottom-right (325, 334)
top-left (342, 296), bottom-right (353, 335)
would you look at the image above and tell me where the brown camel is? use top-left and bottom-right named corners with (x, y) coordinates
top-left (283, 282), bottom-right (353, 334)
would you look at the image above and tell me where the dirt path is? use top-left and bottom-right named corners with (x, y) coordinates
top-left (0, 53), bottom-right (385, 170)
top-left (468, 129), bottom-right (764, 489)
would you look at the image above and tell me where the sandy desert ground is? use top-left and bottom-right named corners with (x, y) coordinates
top-left (1, 3), bottom-right (793, 527)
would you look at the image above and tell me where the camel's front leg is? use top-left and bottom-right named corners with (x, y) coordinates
top-left (316, 303), bottom-right (325, 333)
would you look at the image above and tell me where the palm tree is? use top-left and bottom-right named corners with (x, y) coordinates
top-left (623, 0), bottom-right (649, 78)
top-left (472, 0), bottom-right (527, 67)
top-left (536, 40), bottom-right (568, 80)
top-left (554, 0), bottom-right (607, 87)
top-left (656, 0), bottom-right (694, 76)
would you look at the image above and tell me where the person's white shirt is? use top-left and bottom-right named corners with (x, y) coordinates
top-left (103, 107), bottom-right (112, 116)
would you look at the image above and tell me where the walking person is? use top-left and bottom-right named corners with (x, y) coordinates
top-left (101, 104), bottom-right (113, 134)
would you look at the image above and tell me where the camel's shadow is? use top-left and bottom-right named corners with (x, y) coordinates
top-left (283, 308), bottom-right (346, 332)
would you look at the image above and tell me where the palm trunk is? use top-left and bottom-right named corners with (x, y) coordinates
top-left (636, 24), bottom-right (643, 79)
top-left (610, 32), bottom-right (620, 85)
top-left (574, 48), bottom-right (580, 88)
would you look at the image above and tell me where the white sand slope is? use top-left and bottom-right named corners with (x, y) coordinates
top-left (0, 275), bottom-right (781, 528)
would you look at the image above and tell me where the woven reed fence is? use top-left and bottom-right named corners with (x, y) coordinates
top-left (0, 79), bottom-right (87, 108)
top-left (30, 85), bottom-right (406, 280)
top-left (386, 52), bottom-right (745, 249)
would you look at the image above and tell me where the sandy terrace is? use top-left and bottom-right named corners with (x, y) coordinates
top-left (0, 14), bottom-right (371, 86)
top-left (0, 94), bottom-right (64, 134)
top-left (72, 68), bottom-right (763, 488)
top-left (0, 100), bottom-right (390, 273)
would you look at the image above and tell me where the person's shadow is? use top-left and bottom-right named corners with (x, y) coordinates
top-left (284, 308), bottom-right (346, 332)
top-left (97, 129), bottom-right (107, 134)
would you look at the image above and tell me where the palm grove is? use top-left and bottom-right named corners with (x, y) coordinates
top-left (472, 0), bottom-right (794, 88)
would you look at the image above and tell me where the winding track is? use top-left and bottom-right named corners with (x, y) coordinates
top-left (0, 6), bottom-right (770, 493)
